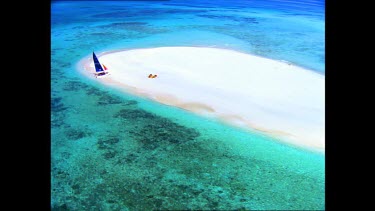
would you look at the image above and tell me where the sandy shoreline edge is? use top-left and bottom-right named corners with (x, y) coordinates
top-left (77, 47), bottom-right (325, 153)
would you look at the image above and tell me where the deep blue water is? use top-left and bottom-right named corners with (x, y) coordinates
top-left (51, 0), bottom-right (325, 210)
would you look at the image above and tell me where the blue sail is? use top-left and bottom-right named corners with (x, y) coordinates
top-left (93, 52), bottom-right (104, 72)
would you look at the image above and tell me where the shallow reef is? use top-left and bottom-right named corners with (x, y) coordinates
top-left (51, 92), bottom-right (324, 210)
top-left (114, 108), bottom-right (157, 120)
top-left (62, 80), bottom-right (90, 91)
top-left (85, 86), bottom-right (105, 96)
top-left (97, 95), bottom-right (123, 105)
top-left (51, 97), bottom-right (67, 113)
top-left (65, 127), bottom-right (92, 141)
top-left (97, 136), bottom-right (121, 160)
top-left (51, 97), bottom-right (68, 128)
top-left (115, 108), bottom-right (200, 147)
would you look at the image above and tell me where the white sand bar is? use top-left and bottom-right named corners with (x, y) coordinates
top-left (80, 47), bottom-right (325, 152)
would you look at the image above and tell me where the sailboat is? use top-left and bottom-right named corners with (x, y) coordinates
top-left (93, 52), bottom-right (109, 78)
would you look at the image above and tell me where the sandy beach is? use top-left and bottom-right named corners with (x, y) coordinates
top-left (79, 47), bottom-right (325, 152)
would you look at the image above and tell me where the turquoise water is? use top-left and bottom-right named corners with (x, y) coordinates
top-left (51, 0), bottom-right (325, 210)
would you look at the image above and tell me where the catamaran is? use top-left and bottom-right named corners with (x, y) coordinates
top-left (93, 52), bottom-right (109, 78)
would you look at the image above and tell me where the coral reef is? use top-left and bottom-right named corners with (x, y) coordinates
top-left (62, 81), bottom-right (89, 91)
top-left (65, 128), bottom-right (91, 141)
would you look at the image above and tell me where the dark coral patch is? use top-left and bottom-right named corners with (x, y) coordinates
top-left (125, 153), bottom-right (138, 163)
top-left (117, 108), bottom-right (200, 150)
top-left (62, 81), bottom-right (89, 91)
top-left (51, 97), bottom-right (67, 112)
top-left (123, 100), bottom-right (138, 106)
top-left (65, 128), bottom-right (90, 140)
top-left (114, 108), bottom-right (156, 120)
top-left (97, 137), bottom-right (120, 150)
top-left (114, 107), bottom-right (201, 151)
top-left (103, 150), bottom-right (118, 159)
top-left (97, 95), bottom-right (123, 105)
top-left (147, 118), bottom-right (200, 143)
top-left (96, 136), bottom-right (122, 160)
top-left (51, 203), bottom-right (69, 211)
top-left (85, 87), bottom-right (107, 96)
